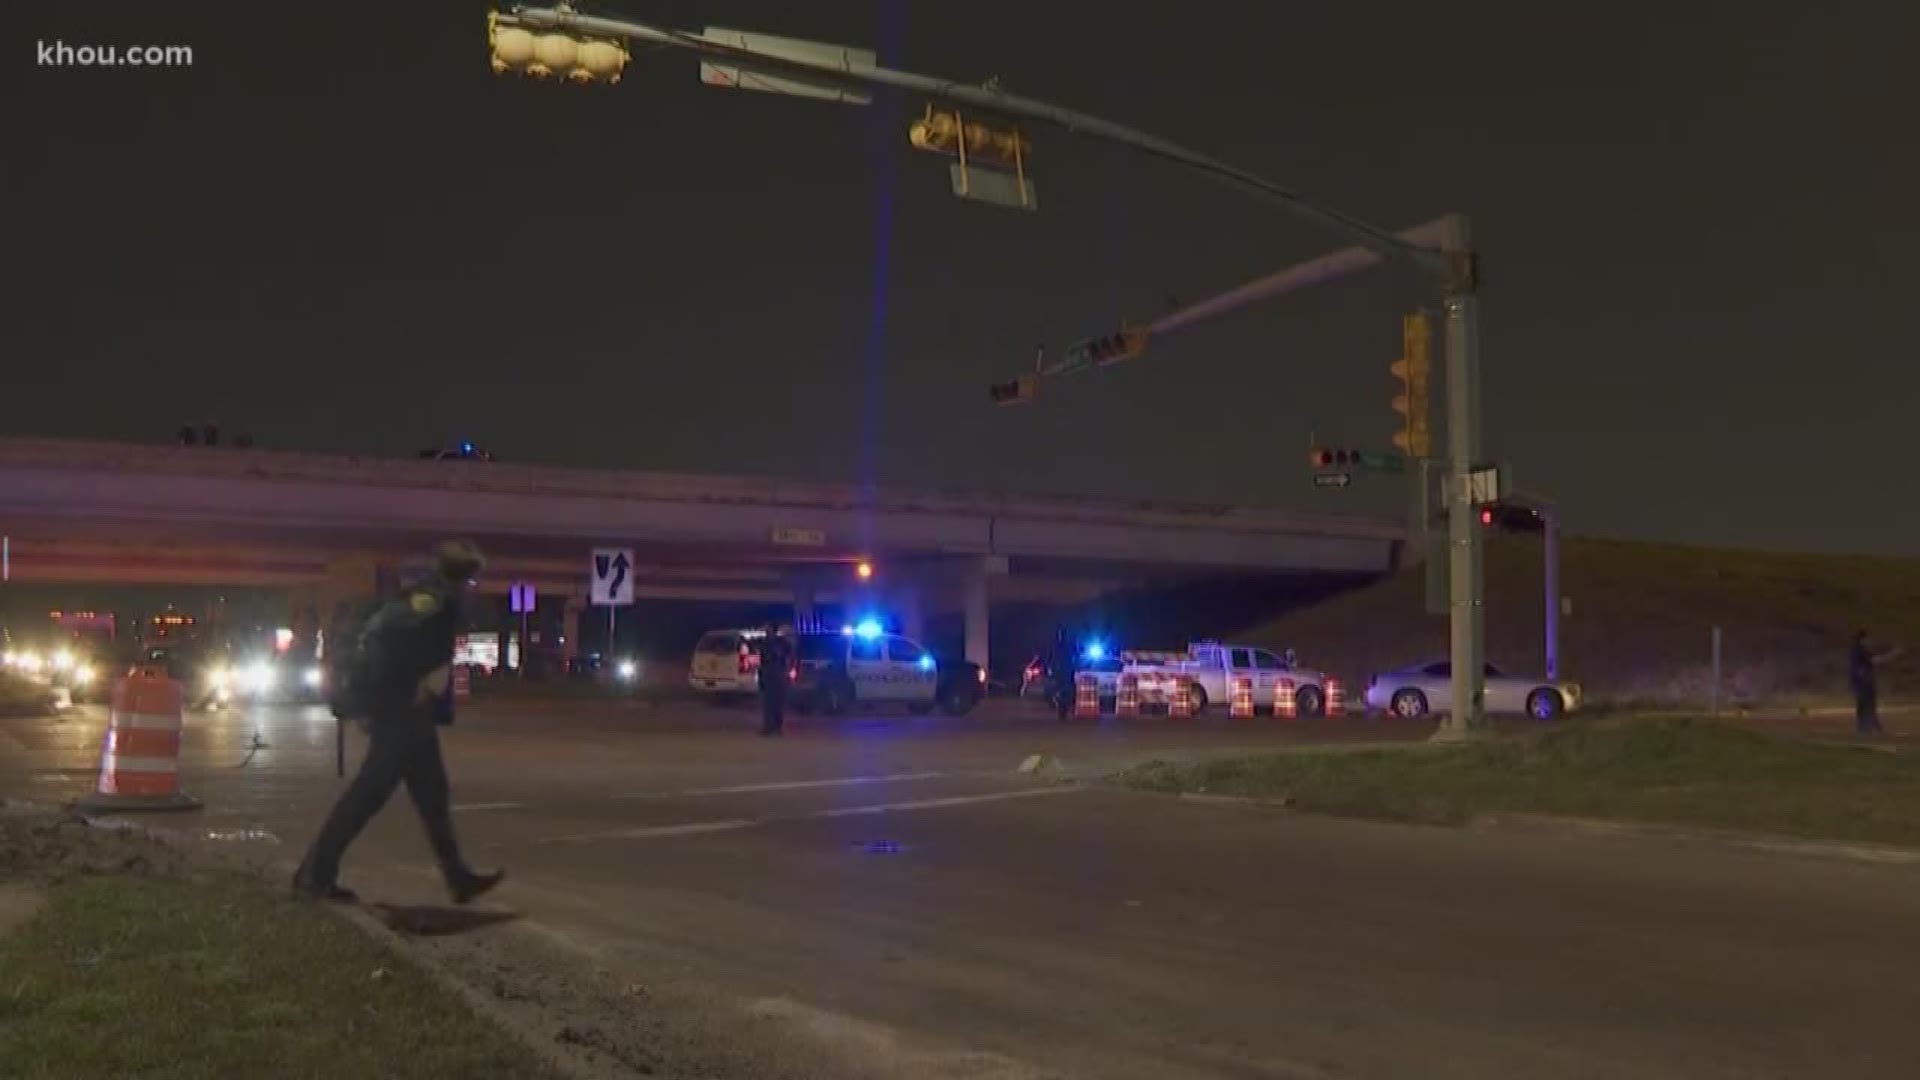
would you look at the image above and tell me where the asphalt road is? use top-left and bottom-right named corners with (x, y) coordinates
top-left (5, 698), bottom-right (1919, 1079)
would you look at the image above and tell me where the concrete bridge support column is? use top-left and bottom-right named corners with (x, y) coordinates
top-left (963, 562), bottom-right (992, 672)
top-left (561, 598), bottom-right (585, 668)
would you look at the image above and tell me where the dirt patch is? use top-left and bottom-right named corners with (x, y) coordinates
top-left (0, 804), bottom-right (190, 885)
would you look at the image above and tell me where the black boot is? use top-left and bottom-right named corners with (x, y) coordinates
top-left (448, 867), bottom-right (505, 905)
top-left (291, 871), bottom-right (359, 903)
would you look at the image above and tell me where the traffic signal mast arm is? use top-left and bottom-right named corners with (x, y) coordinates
top-left (495, 6), bottom-right (1448, 277)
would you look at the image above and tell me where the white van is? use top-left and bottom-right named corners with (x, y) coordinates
top-left (688, 628), bottom-right (767, 701)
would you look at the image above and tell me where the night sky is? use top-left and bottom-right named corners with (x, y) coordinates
top-left (5, 4), bottom-right (1915, 555)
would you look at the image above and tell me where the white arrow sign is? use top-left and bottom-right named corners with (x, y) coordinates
top-left (591, 548), bottom-right (635, 607)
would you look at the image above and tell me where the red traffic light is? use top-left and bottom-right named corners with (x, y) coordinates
top-left (1479, 508), bottom-right (1494, 526)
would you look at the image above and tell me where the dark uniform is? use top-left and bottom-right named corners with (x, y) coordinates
top-left (1046, 630), bottom-right (1078, 721)
top-left (758, 627), bottom-right (793, 736)
top-left (1851, 631), bottom-right (1882, 735)
top-left (292, 541), bottom-right (502, 904)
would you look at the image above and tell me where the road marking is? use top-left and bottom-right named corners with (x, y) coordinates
top-left (613, 770), bottom-right (948, 799)
top-left (811, 787), bottom-right (1079, 818)
top-left (452, 802), bottom-right (524, 813)
top-left (543, 819), bottom-right (758, 844)
top-left (542, 785), bottom-right (1081, 845)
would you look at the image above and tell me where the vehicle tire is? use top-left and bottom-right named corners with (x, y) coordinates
top-left (1390, 688), bottom-right (1429, 719)
top-left (1294, 685), bottom-right (1326, 718)
top-left (1187, 684), bottom-right (1209, 714)
top-left (822, 679), bottom-right (854, 716)
top-left (939, 685), bottom-right (979, 717)
top-left (1527, 689), bottom-right (1565, 722)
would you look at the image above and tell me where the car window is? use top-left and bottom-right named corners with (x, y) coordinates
top-left (887, 637), bottom-right (928, 665)
top-left (850, 636), bottom-right (885, 662)
top-left (1253, 651), bottom-right (1287, 671)
top-left (1484, 663), bottom-right (1505, 678)
top-left (1421, 661), bottom-right (1451, 677)
top-left (796, 635), bottom-right (842, 662)
top-left (695, 634), bottom-right (739, 655)
top-left (1231, 648), bottom-right (1254, 669)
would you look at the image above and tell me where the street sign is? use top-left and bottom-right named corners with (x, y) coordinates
top-left (590, 548), bottom-right (634, 607)
top-left (508, 582), bottom-right (536, 614)
top-left (696, 29), bottom-right (875, 105)
top-left (770, 527), bottom-right (826, 547)
top-left (1466, 464), bottom-right (1508, 505)
top-left (950, 162), bottom-right (1037, 212)
top-left (1313, 472), bottom-right (1352, 489)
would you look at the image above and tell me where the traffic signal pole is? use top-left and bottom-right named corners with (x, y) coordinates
top-left (491, 4), bottom-right (1489, 734)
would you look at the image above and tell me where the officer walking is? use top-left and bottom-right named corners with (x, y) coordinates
top-left (1047, 626), bottom-right (1078, 721)
top-left (1850, 629), bottom-right (1901, 736)
top-left (292, 540), bottom-right (503, 904)
top-left (758, 623), bottom-right (793, 736)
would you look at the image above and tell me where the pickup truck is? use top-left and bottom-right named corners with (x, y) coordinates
top-left (1122, 641), bottom-right (1334, 716)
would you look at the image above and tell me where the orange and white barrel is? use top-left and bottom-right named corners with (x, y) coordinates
top-left (1115, 674), bottom-right (1140, 718)
top-left (1230, 676), bottom-right (1255, 719)
top-left (1326, 677), bottom-right (1346, 717)
top-left (1073, 672), bottom-right (1101, 719)
top-left (453, 665), bottom-right (472, 699)
top-left (77, 666), bottom-right (200, 813)
top-left (1274, 678), bottom-right (1297, 720)
top-left (1169, 677), bottom-right (1195, 719)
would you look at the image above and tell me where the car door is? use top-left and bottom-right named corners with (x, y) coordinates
top-left (846, 633), bottom-right (890, 702)
top-left (1415, 660), bottom-right (1451, 703)
top-left (1482, 663), bottom-right (1524, 714)
top-left (886, 636), bottom-right (938, 705)
top-left (1251, 649), bottom-right (1289, 707)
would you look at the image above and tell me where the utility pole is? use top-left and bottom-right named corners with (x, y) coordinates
top-left (486, 6), bottom-right (1490, 733)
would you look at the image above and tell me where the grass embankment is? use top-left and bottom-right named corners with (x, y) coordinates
top-left (0, 821), bottom-right (559, 1080)
top-left (1239, 536), bottom-right (1920, 707)
top-left (1123, 719), bottom-right (1920, 848)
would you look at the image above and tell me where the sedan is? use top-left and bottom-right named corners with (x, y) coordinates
top-left (1365, 660), bottom-right (1581, 721)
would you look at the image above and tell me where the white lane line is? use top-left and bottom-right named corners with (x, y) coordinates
top-left (613, 770), bottom-right (948, 799)
top-left (542, 819), bottom-right (759, 844)
top-left (542, 785), bottom-right (1081, 845)
top-left (453, 802), bottom-right (525, 813)
top-left (811, 787), bottom-right (1078, 818)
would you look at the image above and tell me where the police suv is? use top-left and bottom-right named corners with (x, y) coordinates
top-left (791, 626), bottom-right (984, 716)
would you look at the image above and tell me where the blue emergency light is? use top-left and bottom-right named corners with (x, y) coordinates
top-left (843, 619), bottom-right (885, 641)
top-left (1082, 640), bottom-right (1108, 662)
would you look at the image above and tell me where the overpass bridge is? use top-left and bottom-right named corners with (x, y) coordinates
top-left (0, 437), bottom-right (1405, 666)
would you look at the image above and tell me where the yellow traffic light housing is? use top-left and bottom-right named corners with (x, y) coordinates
top-left (488, 12), bottom-right (630, 84)
top-left (1390, 312), bottom-right (1433, 458)
top-left (988, 375), bottom-right (1039, 406)
top-left (909, 105), bottom-right (1032, 171)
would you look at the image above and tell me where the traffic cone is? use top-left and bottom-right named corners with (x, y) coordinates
top-left (1274, 678), bottom-right (1297, 720)
top-left (76, 666), bottom-right (201, 813)
top-left (1115, 674), bottom-right (1140, 718)
top-left (1073, 673), bottom-right (1100, 719)
top-left (1326, 677), bottom-right (1347, 718)
top-left (1230, 676), bottom-right (1255, 719)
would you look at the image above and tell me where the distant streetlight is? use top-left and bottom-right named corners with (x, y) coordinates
top-left (855, 561), bottom-right (874, 582)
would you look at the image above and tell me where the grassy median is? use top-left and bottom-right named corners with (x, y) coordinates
top-left (1122, 719), bottom-right (1920, 847)
top-left (0, 869), bottom-right (561, 1080)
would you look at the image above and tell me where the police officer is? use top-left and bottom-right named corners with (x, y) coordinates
top-left (292, 540), bottom-right (503, 904)
top-left (1046, 626), bottom-right (1078, 721)
top-left (758, 623), bottom-right (793, 737)
top-left (1850, 630), bottom-right (1901, 736)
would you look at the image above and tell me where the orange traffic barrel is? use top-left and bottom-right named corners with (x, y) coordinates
top-left (1325, 677), bottom-right (1347, 718)
top-left (1072, 673), bottom-right (1101, 719)
top-left (1229, 676), bottom-right (1255, 719)
top-left (76, 666), bottom-right (201, 813)
top-left (1115, 673), bottom-right (1140, 718)
top-left (1274, 678), bottom-right (1297, 720)
top-left (1169, 677), bottom-right (1196, 719)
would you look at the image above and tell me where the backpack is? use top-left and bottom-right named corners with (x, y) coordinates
top-left (324, 599), bottom-right (387, 723)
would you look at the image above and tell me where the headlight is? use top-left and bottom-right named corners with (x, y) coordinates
top-left (73, 665), bottom-right (95, 686)
top-left (17, 652), bottom-right (42, 673)
top-left (52, 650), bottom-right (75, 671)
top-left (616, 659), bottom-right (638, 681)
top-left (303, 666), bottom-right (324, 689)
top-left (245, 662), bottom-right (275, 693)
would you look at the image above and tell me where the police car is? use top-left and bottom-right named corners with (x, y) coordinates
top-left (791, 622), bottom-right (984, 716)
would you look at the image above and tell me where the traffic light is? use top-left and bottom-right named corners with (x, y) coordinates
top-left (487, 12), bottom-right (631, 84)
top-left (988, 375), bottom-right (1038, 406)
top-left (1390, 312), bottom-right (1433, 458)
top-left (1066, 326), bottom-right (1149, 369)
top-left (1479, 503), bottom-right (1546, 533)
top-left (909, 105), bottom-right (1032, 171)
top-left (1309, 447), bottom-right (1364, 470)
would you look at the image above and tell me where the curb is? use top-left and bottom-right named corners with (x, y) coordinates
top-left (1472, 813), bottom-right (1920, 869)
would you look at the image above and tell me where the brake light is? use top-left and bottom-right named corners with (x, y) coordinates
top-left (739, 652), bottom-right (760, 675)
